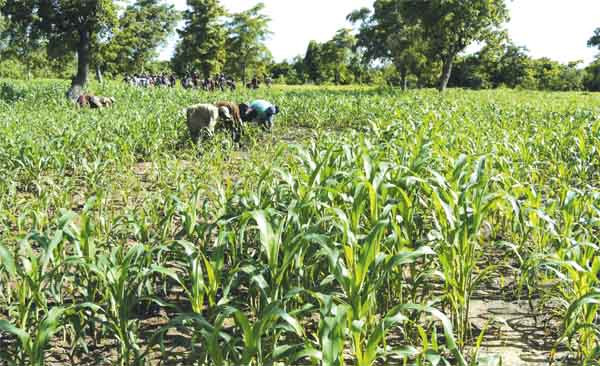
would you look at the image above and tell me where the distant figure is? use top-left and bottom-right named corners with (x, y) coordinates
top-left (217, 73), bottom-right (226, 91)
top-left (182, 76), bottom-right (194, 89)
top-left (226, 79), bottom-right (236, 91)
top-left (265, 76), bottom-right (273, 88)
top-left (246, 77), bottom-right (260, 90)
top-left (192, 72), bottom-right (200, 88)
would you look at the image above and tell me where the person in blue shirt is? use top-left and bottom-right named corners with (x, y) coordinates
top-left (240, 100), bottom-right (280, 130)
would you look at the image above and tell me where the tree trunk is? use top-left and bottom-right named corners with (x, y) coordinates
top-left (395, 63), bottom-right (408, 91)
top-left (242, 63), bottom-right (246, 86)
top-left (95, 65), bottom-right (103, 83)
top-left (438, 54), bottom-right (454, 92)
top-left (68, 29), bottom-right (91, 100)
top-left (400, 69), bottom-right (408, 91)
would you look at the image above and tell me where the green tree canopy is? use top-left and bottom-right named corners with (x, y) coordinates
top-left (399, 0), bottom-right (509, 91)
top-left (95, 0), bottom-right (179, 77)
top-left (0, 7), bottom-right (47, 78)
top-left (490, 43), bottom-right (530, 88)
top-left (320, 28), bottom-right (356, 84)
top-left (588, 28), bottom-right (600, 50)
top-left (1, 0), bottom-right (119, 97)
top-left (224, 2), bottom-right (272, 84)
top-left (584, 59), bottom-right (600, 91)
top-left (172, 0), bottom-right (226, 77)
top-left (303, 40), bottom-right (324, 83)
top-left (348, 1), bottom-right (428, 90)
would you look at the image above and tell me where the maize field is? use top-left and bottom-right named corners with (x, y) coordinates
top-left (0, 79), bottom-right (599, 365)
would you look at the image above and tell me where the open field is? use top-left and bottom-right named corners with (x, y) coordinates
top-left (1, 80), bottom-right (600, 365)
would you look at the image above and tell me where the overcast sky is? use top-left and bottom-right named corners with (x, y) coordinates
top-left (159, 0), bottom-right (600, 65)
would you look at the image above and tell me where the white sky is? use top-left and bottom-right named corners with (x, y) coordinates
top-left (159, 0), bottom-right (600, 65)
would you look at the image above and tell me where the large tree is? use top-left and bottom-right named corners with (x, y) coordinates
top-left (399, 0), bottom-right (510, 91)
top-left (0, 0), bottom-right (5, 32)
top-left (1, 0), bottom-right (118, 97)
top-left (321, 28), bottom-right (356, 84)
top-left (0, 10), bottom-right (74, 80)
top-left (588, 28), bottom-right (600, 50)
top-left (0, 0), bottom-right (6, 36)
top-left (95, 0), bottom-right (179, 77)
top-left (172, 0), bottom-right (226, 77)
top-left (303, 40), bottom-right (324, 83)
top-left (224, 2), bottom-right (272, 84)
top-left (584, 28), bottom-right (600, 91)
top-left (0, 9), bottom-right (47, 78)
top-left (584, 59), bottom-right (600, 91)
top-left (490, 43), bottom-right (531, 88)
top-left (348, 1), bottom-right (427, 90)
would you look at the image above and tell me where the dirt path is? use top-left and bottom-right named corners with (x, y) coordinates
top-left (470, 296), bottom-right (556, 365)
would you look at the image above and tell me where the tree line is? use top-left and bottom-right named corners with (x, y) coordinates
top-left (1, 0), bottom-right (600, 93)
top-left (0, 0), bottom-right (272, 96)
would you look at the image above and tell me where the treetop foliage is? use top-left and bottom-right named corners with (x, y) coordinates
top-left (588, 28), bottom-right (600, 50)
top-left (172, 0), bottom-right (227, 77)
top-left (96, 0), bottom-right (179, 75)
top-left (1, 0), bottom-right (600, 92)
top-left (224, 2), bottom-right (272, 83)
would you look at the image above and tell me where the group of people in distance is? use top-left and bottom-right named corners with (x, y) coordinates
top-left (246, 76), bottom-right (273, 89)
top-left (123, 72), bottom-right (272, 92)
top-left (185, 99), bottom-right (280, 143)
top-left (181, 73), bottom-right (237, 92)
top-left (124, 73), bottom-right (177, 88)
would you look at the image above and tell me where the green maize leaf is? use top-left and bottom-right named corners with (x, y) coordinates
top-left (0, 244), bottom-right (17, 276)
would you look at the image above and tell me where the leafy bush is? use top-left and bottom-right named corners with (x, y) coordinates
top-left (0, 81), bottom-right (25, 103)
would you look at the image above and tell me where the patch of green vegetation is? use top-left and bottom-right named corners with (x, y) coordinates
top-left (1, 80), bottom-right (599, 365)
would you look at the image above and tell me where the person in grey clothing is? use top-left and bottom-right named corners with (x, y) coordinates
top-left (185, 103), bottom-right (234, 142)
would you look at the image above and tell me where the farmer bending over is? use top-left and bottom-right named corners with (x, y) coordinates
top-left (241, 100), bottom-right (280, 130)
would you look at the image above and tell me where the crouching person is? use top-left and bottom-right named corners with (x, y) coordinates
top-left (77, 94), bottom-right (115, 108)
top-left (185, 103), bottom-right (233, 143)
top-left (239, 100), bottom-right (280, 130)
top-left (215, 101), bottom-right (244, 142)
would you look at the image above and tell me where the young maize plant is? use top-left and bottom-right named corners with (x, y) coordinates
top-left (83, 243), bottom-right (168, 366)
top-left (0, 215), bottom-right (100, 366)
top-left (0, 305), bottom-right (97, 366)
top-left (558, 289), bottom-right (600, 364)
top-left (159, 240), bottom-right (229, 316)
top-left (427, 155), bottom-right (502, 350)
